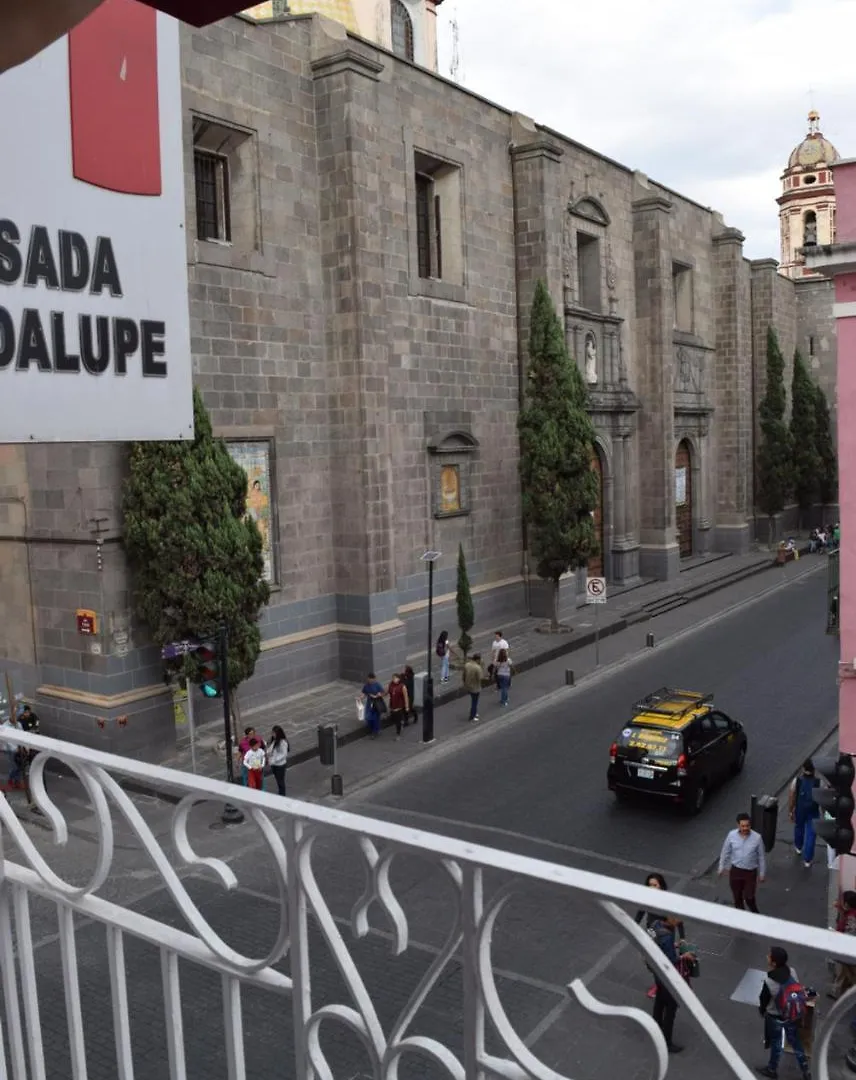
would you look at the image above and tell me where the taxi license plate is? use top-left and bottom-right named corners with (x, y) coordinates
top-left (636, 767), bottom-right (654, 779)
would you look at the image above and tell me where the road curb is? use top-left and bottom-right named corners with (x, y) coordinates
top-left (111, 553), bottom-right (821, 807)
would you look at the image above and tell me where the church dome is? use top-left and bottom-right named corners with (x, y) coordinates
top-left (787, 111), bottom-right (840, 170)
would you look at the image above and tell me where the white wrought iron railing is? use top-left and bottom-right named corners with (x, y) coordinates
top-left (1, 728), bottom-right (855, 1080)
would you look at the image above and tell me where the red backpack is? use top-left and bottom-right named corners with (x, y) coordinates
top-left (776, 979), bottom-right (807, 1023)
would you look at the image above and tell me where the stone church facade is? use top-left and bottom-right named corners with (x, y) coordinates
top-left (0, 11), bottom-right (837, 759)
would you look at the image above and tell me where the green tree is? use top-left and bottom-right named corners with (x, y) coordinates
top-left (455, 543), bottom-right (475, 659)
top-left (756, 327), bottom-right (793, 543)
top-left (518, 280), bottom-right (598, 630)
top-left (789, 349), bottom-right (820, 528)
top-left (122, 388), bottom-right (270, 697)
top-left (814, 383), bottom-right (837, 512)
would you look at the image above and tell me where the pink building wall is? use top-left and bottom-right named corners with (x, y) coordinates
top-left (809, 160), bottom-right (856, 889)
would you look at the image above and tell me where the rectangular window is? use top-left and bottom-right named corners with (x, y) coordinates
top-left (576, 232), bottom-right (601, 312)
top-left (194, 150), bottom-right (231, 243)
top-left (416, 173), bottom-right (433, 279)
top-left (672, 263), bottom-right (693, 333)
top-left (413, 150), bottom-right (463, 288)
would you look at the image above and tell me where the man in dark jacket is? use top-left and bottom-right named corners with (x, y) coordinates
top-left (757, 945), bottom-right (810, 1079)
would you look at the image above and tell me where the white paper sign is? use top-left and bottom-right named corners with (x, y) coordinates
top-left (676, 466), bottom-right (688, 506)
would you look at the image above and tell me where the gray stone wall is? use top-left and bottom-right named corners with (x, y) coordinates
top-left (0, 10), bottom-right (837, 760)
top-left (796, 277), bottom-right (837, 426)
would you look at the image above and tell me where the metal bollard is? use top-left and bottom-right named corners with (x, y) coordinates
top-left (565, 669), bottom-right (575, 686)
top-left (331, 773), bottom-right (344, 797)
top-left (646, 632), bottom-right (655, 648)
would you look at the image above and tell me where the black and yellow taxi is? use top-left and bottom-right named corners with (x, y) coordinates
top-left (607, 687), bottom-right (747, 814)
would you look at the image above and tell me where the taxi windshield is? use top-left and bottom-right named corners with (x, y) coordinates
top-left (617, 725), bottom-right (682, 760)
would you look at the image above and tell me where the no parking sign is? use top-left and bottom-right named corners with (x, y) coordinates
top-left (586, 577), bottom-right (607, 604)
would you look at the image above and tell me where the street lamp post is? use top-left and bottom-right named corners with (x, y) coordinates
top-left (420, 550), bottom-right (441, 745)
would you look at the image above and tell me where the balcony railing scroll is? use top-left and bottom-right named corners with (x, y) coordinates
top-left (0, 729), bottom-right (855, 1079)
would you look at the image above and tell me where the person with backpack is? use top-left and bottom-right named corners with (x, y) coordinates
top-left (757, 945), bottom-right (811, 1079)
top-left (789, 759), bottom-right (821, 867)
top-left (634, 871), bottom-right (696, 1052)
top-left (436, 631), bottom-right (454, 683)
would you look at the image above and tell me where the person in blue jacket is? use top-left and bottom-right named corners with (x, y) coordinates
top-left (789, 759), bottom-right (821, 867)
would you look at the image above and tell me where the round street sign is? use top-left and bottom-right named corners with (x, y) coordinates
top-left (586, 576), bottom-right (607, 603)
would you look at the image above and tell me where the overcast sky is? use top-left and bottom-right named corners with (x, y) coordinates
top-left (436, 0), bottom-right (856, 259)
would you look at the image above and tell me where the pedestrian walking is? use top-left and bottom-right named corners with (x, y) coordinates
top-left (242, 738), bottom-right (266, 791)
top-left (17, 703), bottom-right (40, 810)
top-left (266, 725), bottom-right (289, 796)
top-left (495, 649), bottom-right (513, 707)
top-left (633, 871), bottom-right (693, 1054)
top-left (387, 672), bottom-right (410, 738)
top-left (718, 811), bottom-right (766, 913)
top-left (362, 672), bottom-right (385, 738)
top-left (489, 630), bottom-right (509, 687)
top-left (789, 759), bottom-right (820, 867)
top-left (436, 631), bottom-right (454, 683)
top-left (0, 713), bottom-right (22, 788)
top-left (402, 665), bottom-right (417, 726)
top-left (462, 652), bottom-right (484, 722)
top-left (757, 945), bottom-right (811, 1079)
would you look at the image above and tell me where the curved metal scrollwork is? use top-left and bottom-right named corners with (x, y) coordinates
top-left (3, 730), bottom-right (856, 1080)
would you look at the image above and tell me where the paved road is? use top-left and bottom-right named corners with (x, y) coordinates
top-left (8, 568), bottom-right (840, 1080)
top-left (354, 563), bottom-right (836, 880)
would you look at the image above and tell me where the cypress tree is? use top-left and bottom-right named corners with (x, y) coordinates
top-left (789, 349), bottom-right (820, 528)
top-left (518, 280), bottom-right (599, 630)
top-left (814, 383), bottom-right (837, 510)
top-left (455, 543), bottom-right (474, 659)
top-left (756, 327), bottom-right (793, 542)
top-left (122, 388), bottom-right (270, 695)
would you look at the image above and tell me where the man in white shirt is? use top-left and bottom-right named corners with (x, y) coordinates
top-left (491, 631), bottom-right (509, 690)
top-left (718, 812), bottom-right (766, 912)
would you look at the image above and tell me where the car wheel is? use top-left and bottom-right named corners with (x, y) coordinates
top-left (732, 744), bottom-right (747, 775)
top-left (690, 783), bottom-right (707, 815)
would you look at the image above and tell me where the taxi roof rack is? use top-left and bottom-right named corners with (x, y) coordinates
top-left (632, 687), bottom-right (713, 719)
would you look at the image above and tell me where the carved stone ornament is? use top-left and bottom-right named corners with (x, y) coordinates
top-left (585, 334), bottom-right (598, 385)
top-left (674, 345), bottom-right (704, 394)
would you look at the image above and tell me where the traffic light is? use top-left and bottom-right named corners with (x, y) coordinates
top-left (814, 753), bottom-right (856, 856)
top-left (198, 645), bottom-right (222, 699)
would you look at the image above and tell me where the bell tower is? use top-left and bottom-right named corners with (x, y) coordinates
top-left (778, 111), bottom-right (840, 279)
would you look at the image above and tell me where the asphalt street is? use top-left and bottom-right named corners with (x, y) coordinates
top-left (355, 562), bottom-right (837, 880)
top-left (3, 567), bottom-right (841, 1080)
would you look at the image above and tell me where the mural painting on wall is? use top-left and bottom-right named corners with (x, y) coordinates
top-left (228, 441), bottom-right (275, 583)
top-left (440, 464), bottom-right (462, 514)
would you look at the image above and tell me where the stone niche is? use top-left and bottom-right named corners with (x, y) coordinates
top-left (426, 422), bottom-right (479, 520)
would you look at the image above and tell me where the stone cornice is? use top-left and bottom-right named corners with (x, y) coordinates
top-left (311, 48), bottom-right (384, 81)
top-left (510, 140), bottom-right (564, 164)
top-left (712, 227), bottom-right (745, 246)
top-left (631, 194), bottom-right (672, 214)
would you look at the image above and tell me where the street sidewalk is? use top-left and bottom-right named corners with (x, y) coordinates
top-left (141, 548), bottom-right (825, 801)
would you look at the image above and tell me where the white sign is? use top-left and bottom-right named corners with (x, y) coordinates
top-left (0, 8), bottom-right (193, 442)
top-left (586, 576), bottom-right (607, 604)
top-left (676, 466), bottom-right (688, 506)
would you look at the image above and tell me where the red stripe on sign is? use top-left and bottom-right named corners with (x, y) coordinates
top-left (68, 0), bottom-right (161, 196)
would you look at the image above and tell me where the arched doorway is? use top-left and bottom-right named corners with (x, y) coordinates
top-left (589, 447), bottom-right (605, 577)
top-left (675, 440), bottom-right (693, 558)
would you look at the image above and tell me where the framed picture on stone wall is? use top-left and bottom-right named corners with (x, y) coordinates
top-left (227, 439), bottom-right (276, 584)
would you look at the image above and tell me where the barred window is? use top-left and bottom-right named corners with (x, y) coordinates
top-left (391, 0), bottom-right (414, 61)
top-left (194, 151), bottom-right (231, 243)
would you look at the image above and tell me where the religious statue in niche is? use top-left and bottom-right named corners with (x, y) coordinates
top-left (440, 464), bottom-right (461, 513)
top-left (584, 334), bottom-right (598, 385)
top-left (804, 214), bottom-right (818, 247)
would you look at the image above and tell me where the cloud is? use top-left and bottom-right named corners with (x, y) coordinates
top-left (437, 0), bottom-right (856, 258)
